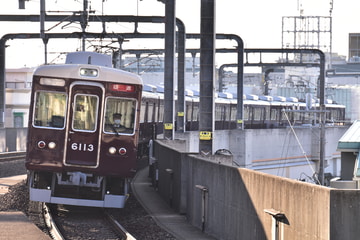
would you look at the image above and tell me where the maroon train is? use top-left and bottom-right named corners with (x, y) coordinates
top-left (26, 52), bottom-right (143, 208)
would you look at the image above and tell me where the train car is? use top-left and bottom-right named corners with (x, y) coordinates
top-left (314, 99), bottom-right (346, 125)
top-left (139, 89), bottom-right (347, 133)
top-left (26, 52), bottom-right (143, 208)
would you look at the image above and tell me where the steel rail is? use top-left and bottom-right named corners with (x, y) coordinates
top-left (43, 203), bottom-right (65, 240)
top-left (104, 210), bottom-right (136, 240)
top-left (0, 151), bottom-right (26, 162)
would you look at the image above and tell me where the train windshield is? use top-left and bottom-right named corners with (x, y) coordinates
top-left (104, 97), bottom-right (137, 135)
top-left (33, 91), bottom-right (67, 129)
top-left (72, 94), bottom-right (99, 132)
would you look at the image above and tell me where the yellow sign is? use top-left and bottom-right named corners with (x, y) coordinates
top-left (177, 112), bottom-right (184, 117)
top-left (164, 123), bottom-right (173, 130)
top-left (199, 131), bottom-right (212, 140)
top-left (237, 119), bottom-right (243, 124)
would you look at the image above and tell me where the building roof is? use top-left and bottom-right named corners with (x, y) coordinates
top-left (337, 120), bottom-right (360, 151)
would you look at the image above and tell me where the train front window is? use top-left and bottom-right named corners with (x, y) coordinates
top-left (104, 97), bottom-right (137, 135)
top-left (72, 94), bottom-right (99, 132)
top-left (33, 91), bottom-right (67, 129)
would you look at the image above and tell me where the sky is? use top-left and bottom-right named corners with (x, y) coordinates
top-left (0, 0), bottom-right (359, 68)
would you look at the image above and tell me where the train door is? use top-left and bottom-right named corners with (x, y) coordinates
top-left (64, 82), bottom-right (104, 167)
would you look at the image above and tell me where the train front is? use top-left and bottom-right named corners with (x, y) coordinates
top-left (25, 52), bottom-right (143, 208)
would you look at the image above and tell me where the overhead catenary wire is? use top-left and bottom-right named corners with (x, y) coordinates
top-left (277, 124), bottom-right (293, 178)
top-left (282, 109), bottom-right (321, 185)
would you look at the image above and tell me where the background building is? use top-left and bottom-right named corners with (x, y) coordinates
top-left (5, 68), bottom-right (33, 128)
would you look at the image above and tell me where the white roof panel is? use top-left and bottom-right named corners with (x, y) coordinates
top-left (338, 120), bottom-right (360, 151)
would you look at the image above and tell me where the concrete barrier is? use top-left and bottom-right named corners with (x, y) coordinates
top-left (0, 128), bottom-right (27, 152)
top-left (154, 139), bottom-right (360, 240)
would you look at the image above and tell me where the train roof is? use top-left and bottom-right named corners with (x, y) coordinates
top-left (141, 83), bottom-right (345, 108)
top-left (141, 89), bottom-right (346, 109)
top-left (34, 63), bottom-right (143, 85)
top-left (65, 51), bottom-right (112, 67)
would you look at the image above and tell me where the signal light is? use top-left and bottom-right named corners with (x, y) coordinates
top-left (38, 141), bottom-right (46, 149)
top-left (108, 147), bottom-right (127, 155)
top-left (119, 148), bottom-right (127, 155)
top-left (110, 84), bottom-right (135, 92)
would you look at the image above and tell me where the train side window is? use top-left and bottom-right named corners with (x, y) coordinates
top-left (104, 97), bottom-right (137, 135)
top-left (158, 102), bottom-right (165, 122)
top-left (33, 91), bottom-right (67, 129)
top-left (230, 105), bottom-right (237, 121)
top-left (243, 105), bottom-right (250, 121)
top-left (253, 107), bottom-right (261, 120)
top-left (140, 100), bottom-right (146, 123)
top-left (72, 94), bottom-right (98, 132)
top-left (153, 102), bottom-right (158, 122)
top-left (148, 104), bottom-right (154, 122)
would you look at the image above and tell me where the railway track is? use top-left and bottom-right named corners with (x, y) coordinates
top-left (0, 154), bottom-right (176, 239)
top-left (29, 202), bottom-right (135, 240)
top-left (104, 210), bottom-right (136, 240)
top-left (43, 204), bottom-right (64, 240)
top-left (0, 151), bottom-right (26, 162)
top-left (0, 151), bottom-right (27, 178)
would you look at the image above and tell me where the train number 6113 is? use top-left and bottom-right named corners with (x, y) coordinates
top-left (71, 143), bottom-right (95, 152)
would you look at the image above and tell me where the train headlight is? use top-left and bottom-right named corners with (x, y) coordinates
top-left (80, 68), bottom-right (98, 77)
top-left (48, 142), bottom-right (56, 149)
top-left (38, 141), bottom-right (46, 149)
top-left (109, 147), bottom-right (117, 155)
top-left (119, 148), bottom-right (127, 155)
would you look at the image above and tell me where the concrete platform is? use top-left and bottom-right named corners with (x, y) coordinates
top-left (131, 167), bottom-right (216, 240)
top-left (0, 211), bottom-right (51, 240)
top-left (0, 175), bottom-right (51, 240)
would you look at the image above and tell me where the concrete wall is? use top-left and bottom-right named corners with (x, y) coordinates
top-left (154, 139), bottom-right (360, 240)
top-left (330, 190), bottom-right (360, 239)
top-left (5, 128), bottom-right (27, 152)
top-left (154, 139), bottom-right (187, 213)
top-left (0, 128), bottom-right (28, 152)
top-left (340, 152), bottom-right (357, 180)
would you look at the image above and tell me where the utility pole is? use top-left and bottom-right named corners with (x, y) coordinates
top-left (199, 0), bottom-right (216, 155)
top-left (40, 0), bottom-right (48, 64)
top-left (163, 0), bottom-right (176, 140)
top-left (19, 0), bottom-right (26, 9)
top-left (81, 0), bottom-right (89, 51)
